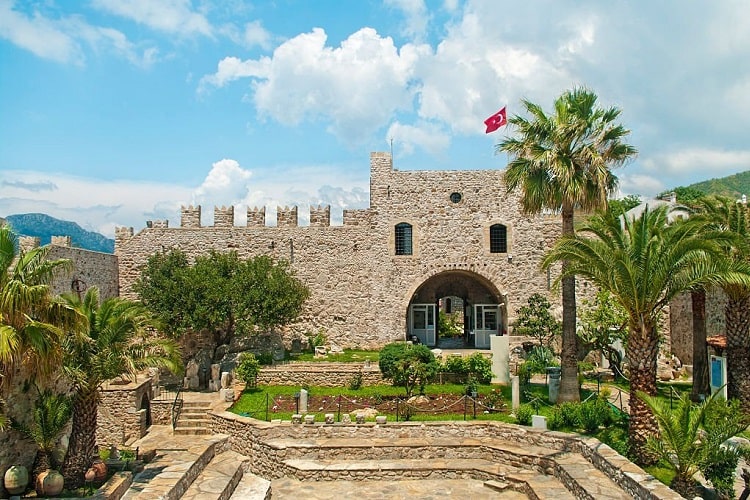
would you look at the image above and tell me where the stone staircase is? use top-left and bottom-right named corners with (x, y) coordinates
top-left (173, 401), bottom-right (213, 436)
top-left (253, 436), bottom-right (631, 499)
top-left (121, 427), bottom-right (271, 500)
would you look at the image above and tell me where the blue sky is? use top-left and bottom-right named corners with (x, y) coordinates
top-left (1, 0), bottom-right (750, 237)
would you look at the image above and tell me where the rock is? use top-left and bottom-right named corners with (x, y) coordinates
top-left (221, 372), bottom-right (231, 389)
top-left (350, 407), bottom-right (379, 419)
top-left (407, 395), bottom-right (430, 405)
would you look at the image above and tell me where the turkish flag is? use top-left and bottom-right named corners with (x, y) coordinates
top-left (484, 107), bottom-right (507, 133)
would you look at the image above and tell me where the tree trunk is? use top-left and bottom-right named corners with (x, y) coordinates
top-left (626, 321), bottom-right (659, 464)
top-left (690, 288), bottom-right (709, 401)
top-left (558, 206), bottom-right (579, 402)
top-left (61, 389), bottom-right (99, 490)
top-left (726, 292), bottom-right (750, 411)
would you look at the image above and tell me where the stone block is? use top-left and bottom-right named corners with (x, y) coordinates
top-left (221, 372), bottom-right (231, 389)
top-left (292, 414), bottom-right (302, 424)
top-left (324, 413), bottom-right (335, 424)
top-left (375, 415), bottom-right (387, 425)
top-left (220, 388), bottom-right (234, 402)
top-left (532, 415), bottom-right (547, 430)
top-left (304, 414), bottom-right (315, 425)
top-left (355, 413), bottom-right (365, 424)
top-left (341, 414), bottom-right (351, 424)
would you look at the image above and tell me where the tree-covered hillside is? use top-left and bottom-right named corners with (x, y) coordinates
top-left (665, 171), bottom-right (750, 202)
top-left (4, 213), bottom-right (114, 253)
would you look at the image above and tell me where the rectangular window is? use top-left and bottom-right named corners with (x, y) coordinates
top-left (395, 223), bottom-right (413, 255)
top-left (490, 224), bottom-right (507, 253)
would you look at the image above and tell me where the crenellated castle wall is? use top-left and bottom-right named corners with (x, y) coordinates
top-left (116, 152), bottom-right (562, 349)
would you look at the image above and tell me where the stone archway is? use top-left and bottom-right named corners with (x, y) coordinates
top-left (140, 393), bottom-right (152, 427)
top-left (405, 270), bottom-right (507, 348)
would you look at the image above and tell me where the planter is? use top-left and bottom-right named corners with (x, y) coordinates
top-left (91, 459), bottom-right (108, 483)
top-left (35, 469), bottom-right (64, 497)
top-left (4, 465), bottom-right (29, 495)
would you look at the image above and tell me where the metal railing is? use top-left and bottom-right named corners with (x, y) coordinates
top-left (170, 385), bottom-right (183, 430)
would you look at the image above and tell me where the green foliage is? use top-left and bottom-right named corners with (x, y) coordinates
top-left (13, 388), bottom-right (72, 468)
top-left (700, 398), bottom-right (750, 498)
top-left (348, 371), bottom-right (363, 390)
top-left (438, 311), bottom-right (462, 338)
top-left (256, 352), bottom-right (274, 365)
top-left (442, 353), bottom-right (494, 384)
top-left (235, 352), bottom-right (261, 387)
top-left (135, 250), bottom-right (310, 346)
top-left (607, 194), bottom-right (642, 215)
top-left (558, 402), bottom-right (580, 428)
top-left (378, 342), bottom-right (439, 397)
top-left (512, 293), bottom-right (561, 350)
top-left (547, 406), bottom-right (564, 430)
top-left (577, 290), bottom-right (628, 376)
top-left (306, 329), bottom-right (327, 351)
top-left (577, 397), bottom-right (612, 433)
top-left (515, 404), bottom-right (533, 425)
top-left (519, 346), bottom-right (558, 385)
top-left (640, 391), bottom-right (750, 497)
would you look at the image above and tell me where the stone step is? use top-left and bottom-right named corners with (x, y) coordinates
top-left (180, 412), bottom-right (210, 420)
top-left (554, 453), bottom-right (632, 500)
top-left (263, 437), bottom-right (560, 468)
top-left (228, 471), bottom-right (272, 500)
top-left (176, 417), bottom-right (212, 427)
top-left (174, 426), bottom-right (213, 435)
top-left (281, 457), bottom-right (518, 482)
top-left (181, 450), bottom-right (249, 500)
top-left (122, 433), bottom-right (228, 500)
top-left (509, 471), bottom-right (576, 500)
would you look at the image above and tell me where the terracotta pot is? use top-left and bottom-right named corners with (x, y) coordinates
top-left (35, 469), bottom-right (64, 497)
top-left (90, 460), bottom-right (107, 482)
top-left (4, 465), bottom-right (29, 495)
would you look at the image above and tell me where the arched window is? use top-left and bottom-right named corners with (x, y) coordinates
top-left (490, 224), bottom-right (507, 253)
top-left (395, 222), bottom-right (413, 255)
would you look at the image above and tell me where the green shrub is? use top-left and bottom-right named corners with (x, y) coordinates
top-left (307, 329), bottom-right (327, 351)
top-left (559, 402), bottom-right (580, 428)
top-left (484, 388), bottom-right (504, 410)
top-left (348, 371), bottom-right (363, 390)
top-left (547, 406), bottom-right (564, 430)
top-left (378, 342), bottom-right (439, 397)
top-left (235, 352), bottom-right (261, 386)
top-left (256, 352), bottom-right (274, 365)
top-left (515, 404), bottom-right (533, 425)
top-left (466, 353), bottom-right (493, 384)
top-left (443, 356), bottom-right (468, 378)
top-left (578, 398), bottom-right (610, 433)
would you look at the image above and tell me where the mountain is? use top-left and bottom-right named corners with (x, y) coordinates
top-left (682, 171), bottom-right (750, 199)
top-left (4, 213), bottom-right (114, 253)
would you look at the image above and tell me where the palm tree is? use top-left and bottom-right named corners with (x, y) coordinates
top-left (14, 388), bottom-right (72, 478)
top-left (0, 225), bottom-right (84, 392)
top-left (59, 287), bottom-right (181, 489)
top-left (497, 87), bottom-right (637, 402)
top-left (690, 196), bottom-right (750, 410)
top-left (638, 391), bottom-right (748, 498)
top-left (542, 206), bottom-right (746, 461)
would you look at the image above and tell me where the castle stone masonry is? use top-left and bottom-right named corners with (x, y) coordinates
top-left (116, 152), bottom-right (561, 349)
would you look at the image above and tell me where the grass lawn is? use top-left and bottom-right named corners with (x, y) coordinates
top-left (285, 349), bottom-right (379, 363)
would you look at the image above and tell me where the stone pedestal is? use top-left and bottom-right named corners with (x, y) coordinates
top-left (221, 372), bottom-right (231, 389)
top-left (375, 415), bottom-right (387, 425)
top-left (304, 414), bottom-right (315, 425)
top-left (325, 413), bottom-right (335, 424)
top-left (355, 413), bottom-right (365, 424)
top-left (292, 414), bottom-right (302, 424)
top-left (341, 414), bottom-right (351, 424)
top-left (511, 376), bottom-right (520, 411)
top-left (547, 367), bottom-right (561, 404)
top-left (220, 388), bottom-right (234, 402)
top-left (490, 335), bottom-right (510, 384)
top-left (299, 389), bottom-right (309, 414)
top-left (532, 415), bottom-right (547, 430)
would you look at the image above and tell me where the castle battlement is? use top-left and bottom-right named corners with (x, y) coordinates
top-left (181, 205), bottom-right (201, 228)
top-left (247, 206), bottom-right (266, 227)
top-left (276, 206), bottom-right (298, 228)
top-left (309, 205), bottom-right (331, 227)
top-left (214, 206), bottom-right (235, 227)
top-left (50, 235), bottom-right (72, 247)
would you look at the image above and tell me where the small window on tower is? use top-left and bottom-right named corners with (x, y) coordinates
top-left (395, 223), bottom-right (413, 255)
top-left (490, 224), bottom-right (507, 253)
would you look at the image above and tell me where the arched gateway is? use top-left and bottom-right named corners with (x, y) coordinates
top-left (405, 270), bottom-right (507, 348)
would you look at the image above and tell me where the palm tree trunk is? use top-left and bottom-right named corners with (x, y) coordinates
top-left (627, 321), bottom-right (659, 464)
top-left (726, 292), bottom-right (750, 411)
top-left (690, 289), bottom-right (709, 401)
top-left (558, 206), bottom-right (579, 402)
top-left (61, 389), bottom-right (99, 490)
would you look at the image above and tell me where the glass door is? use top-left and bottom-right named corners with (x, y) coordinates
top-left (473, 304), bottom-right (499, 348)
top-left (409, 304), bottom-right (436, 346)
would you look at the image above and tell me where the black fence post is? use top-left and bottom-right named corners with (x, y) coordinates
top-left (265, 393), bottom-right (269, 422)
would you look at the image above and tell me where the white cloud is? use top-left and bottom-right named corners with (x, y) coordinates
top-left (0, 0), bottom-right (83, 64)
top-left (642, 148), bottom-right (750, 176)
top-left (386, 121), bottom-right (451, 156)
top-left (617, 173), bottom-right (664, 198)
top-left (92, 0), bottom-right (213, 37)
top-left (198, 56), bottom-right (270, 91)
top-left (385, 0), bottom-right (430, 41)
top-left (220, 20), bottom-right (272, 50)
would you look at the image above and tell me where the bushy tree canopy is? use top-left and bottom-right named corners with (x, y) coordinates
top-left (378, 342), bottom-right (439, 397)
top-left (512, 293), bottom-right (561, 350)
top-left (134, 250), bottom-right (310, 346)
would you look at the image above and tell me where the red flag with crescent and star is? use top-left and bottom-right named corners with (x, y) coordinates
top-left (484, 107), bottom-right (507, 133)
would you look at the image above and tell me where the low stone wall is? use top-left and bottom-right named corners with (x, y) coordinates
top-left (208, 410), bottom-right (680, 500)
top-left (257, 363), bottom-right (383, 387)
top-left (97, 378), bottom-right (152, 446)
top-left (151, 400), bottom-right (172, 426)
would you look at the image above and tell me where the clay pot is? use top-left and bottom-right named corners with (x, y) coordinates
top-left (35, 469), bottom-right (64, 497)
top-left (4, 465), bottom-right (29, 495)
top-left (85, 468), bottom-right (96, 483)
top-left (90, 460), bottom-right (107, 482)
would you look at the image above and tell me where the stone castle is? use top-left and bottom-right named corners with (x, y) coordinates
top-left (115, 152), bottom-right (562, 350)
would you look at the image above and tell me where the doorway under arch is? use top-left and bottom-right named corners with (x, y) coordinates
top-left (405, 270), bottom-right (507, 348)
